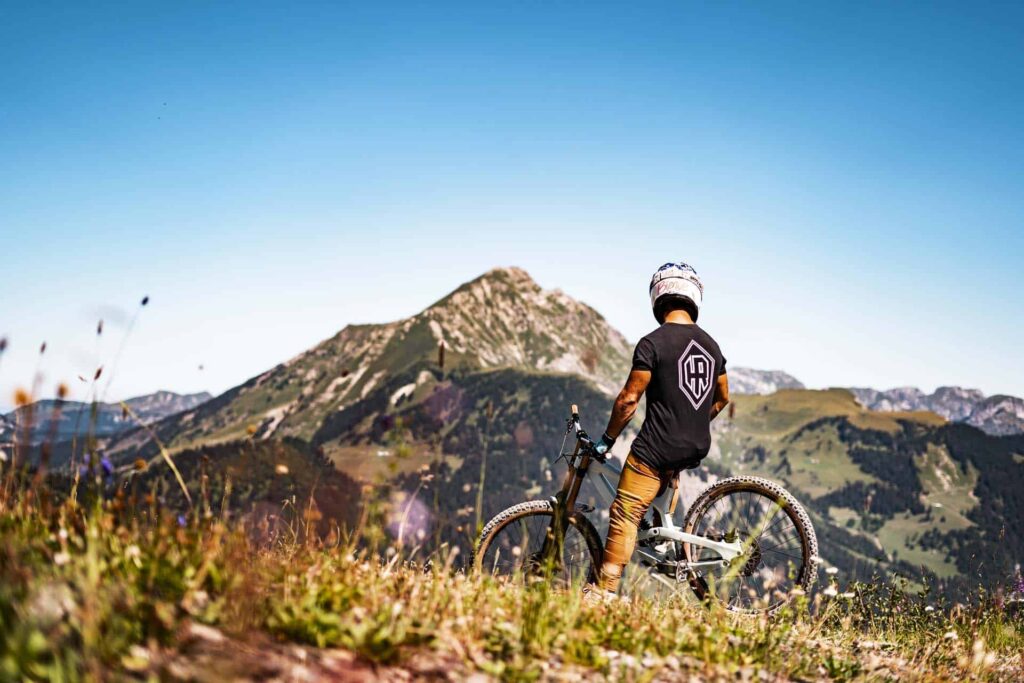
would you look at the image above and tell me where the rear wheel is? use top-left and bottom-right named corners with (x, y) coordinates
top-left (682, 476), bottom-right (817, 614)
top-left (474, 500), bottom-right (603, 587)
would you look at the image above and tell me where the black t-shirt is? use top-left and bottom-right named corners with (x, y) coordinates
top-left (629, 323), bottom-right (727, 471)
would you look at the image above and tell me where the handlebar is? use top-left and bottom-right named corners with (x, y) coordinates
top-left (567, 403), bottom-right (605, 462)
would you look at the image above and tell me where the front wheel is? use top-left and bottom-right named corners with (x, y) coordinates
top-left (682, 476), bottom-right (818, 615)
top-left (474, 500), bottom-right (603, 587)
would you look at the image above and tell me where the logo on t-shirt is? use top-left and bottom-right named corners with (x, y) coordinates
top-left (677, 340), bottom-right (715, 409)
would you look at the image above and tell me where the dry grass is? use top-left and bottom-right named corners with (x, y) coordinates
top-left (0, 476), bottom-right (1021, 681)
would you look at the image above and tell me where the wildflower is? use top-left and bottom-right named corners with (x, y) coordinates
top-left (53, 551), bottom-right (70, 566)
top-left (925, 605), bottom-right (935, 612)
top-left (822, 586), bottom-right (838, 597)
top-left (126, 545), bottom-right (141, 560)
top-left (825, 566), bottom-right (839, 575)
top-left (943, 631), bottom-right (958, 641)
top-left (840, 592), bottom-right (855, 599)
top-left (177, 514), bottom-right (187, 527)
top-left (101, 456), bottom-right (114, 476)
top-left (810, 555), bottom-right (824, 565)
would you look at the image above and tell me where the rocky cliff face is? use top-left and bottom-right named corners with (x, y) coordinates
top-left (967, 395), bottom-right (1024, 436)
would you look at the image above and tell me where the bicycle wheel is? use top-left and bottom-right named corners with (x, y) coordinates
top-left (474, 500), bottom-right (603, 587)
top-left (682, 476), bottom-right (817, 615)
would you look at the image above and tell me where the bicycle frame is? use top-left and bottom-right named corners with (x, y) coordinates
top-left (550, 407), bottom-right (743, 585)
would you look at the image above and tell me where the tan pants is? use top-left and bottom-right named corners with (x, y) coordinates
top-left (597, 452), bottom-right (676, 592)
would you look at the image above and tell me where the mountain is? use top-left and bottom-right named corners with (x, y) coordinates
top-left (97, 266), bottom-right (1022, 594)
top-left (2, 390), bottom-right (212, 445)
top-left (851, 386), bottom-right (1024, 436)
top-left (711, 389), bottom-right (1024, 591)
top-left (727, 367), bottom-right (805, 395)
top-left (108, 267), bottom-right (631, 458)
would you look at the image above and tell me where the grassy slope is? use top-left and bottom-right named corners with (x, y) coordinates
top-left (713, 390), bottom-right (964, 580)
top-left (1, 489), bottom-right (1021, 682)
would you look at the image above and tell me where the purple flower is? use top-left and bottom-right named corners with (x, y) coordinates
top-left (101, 456), bottom-right (113, 476)
top-left (177, 514), bottom-right (187, 527)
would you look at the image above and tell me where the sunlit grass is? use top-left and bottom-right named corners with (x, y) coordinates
top-left (0, 482), bottom-right (1021, 681)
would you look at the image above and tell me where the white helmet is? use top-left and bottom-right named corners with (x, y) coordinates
top-left (649, 262), bottom-right (704, 323)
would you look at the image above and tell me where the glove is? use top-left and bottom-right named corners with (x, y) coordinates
top-left (592, 432), bottom-right (615, 457)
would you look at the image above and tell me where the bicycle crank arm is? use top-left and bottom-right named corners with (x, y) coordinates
top-left (637, 528), bottom-right (744, 562)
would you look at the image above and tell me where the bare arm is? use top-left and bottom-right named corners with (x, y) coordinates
top-left (603, 369), bottom-right (651, 440)
top-left (709, 373), bottom-right (730, 421)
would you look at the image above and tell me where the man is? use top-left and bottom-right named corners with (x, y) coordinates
top-left (587, 262), bottom-right (729, 599)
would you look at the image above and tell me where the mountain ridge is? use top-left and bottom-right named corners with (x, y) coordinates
top-left (850, 385), bottom-right (1024, 436)
top-left (1, 390), bottom-right (212, 445)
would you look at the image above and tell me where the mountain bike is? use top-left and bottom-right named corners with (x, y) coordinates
top-left (474, 405), bottom-right (818, 614)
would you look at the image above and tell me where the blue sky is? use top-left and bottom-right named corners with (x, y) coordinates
top-left (2, 1), bottom-right (1023, 408)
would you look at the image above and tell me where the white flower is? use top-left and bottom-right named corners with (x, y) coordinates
top-left (53, 551), bottom-right (70, 566)
top-left (126, 544), bottom-right (141, 559)
top-left (58, 528), bottom-right (68, 541)
top-left (840, 592), bottom-right (855, 599)
top-left (944, 631), bottom-right (959, 641)
top-left (925, 605), bottom-right (935, 612)
top-left (825, 566), bottom-right (839, 575)
top-left (823, 586), bottom-right (838, 597)
top-left (810, 555), bottom-right (824, 565)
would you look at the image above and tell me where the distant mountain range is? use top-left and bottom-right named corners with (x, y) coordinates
top-left (849, 386), bottom-right (1024, 436)
top-left (727, 368), bottom-right (805, 395)
top-left (715, 370), bottom-right (1024, 437)
top-left (1, 391), bottom-right (212, 445)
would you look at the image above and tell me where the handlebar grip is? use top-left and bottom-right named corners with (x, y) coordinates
top-left (571, 404), bottom-right (578, 416)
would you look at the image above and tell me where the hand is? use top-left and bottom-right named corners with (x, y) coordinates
top-left (592, 433), bottom-right (615, 458)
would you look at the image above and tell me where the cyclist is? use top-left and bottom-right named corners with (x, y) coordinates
top-left (585, 262), bottom-right (730, 602)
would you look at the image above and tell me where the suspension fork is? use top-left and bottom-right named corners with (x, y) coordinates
top-left (538, 439), bottom-right (592, 566)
